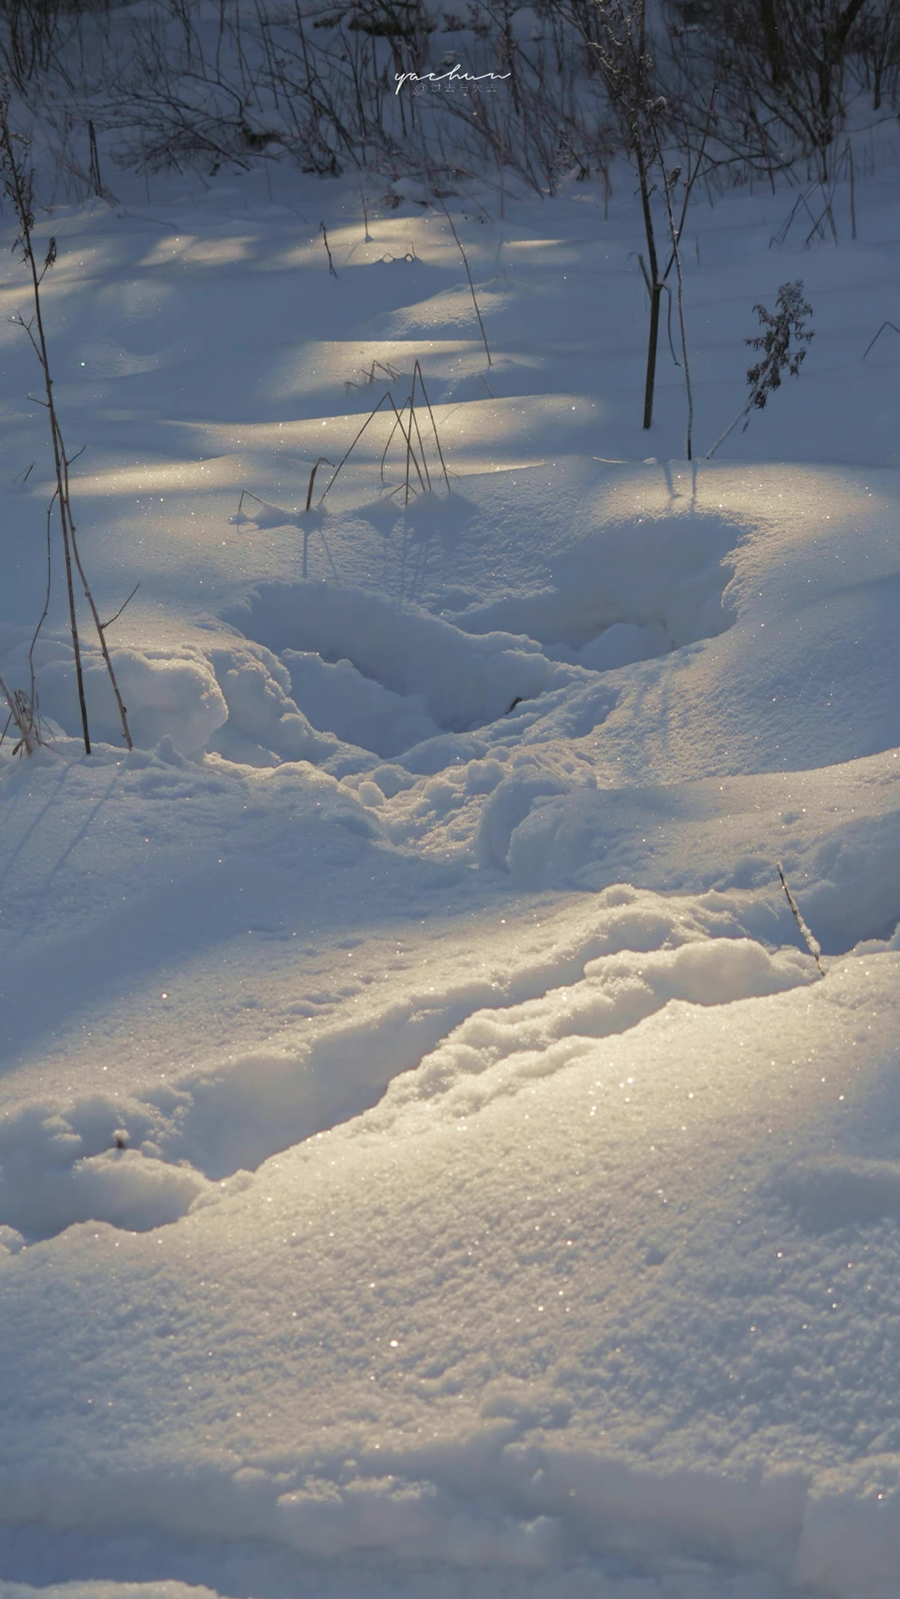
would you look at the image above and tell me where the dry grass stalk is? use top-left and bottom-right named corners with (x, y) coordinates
top-left (0, 91), bottom-right (133, 753)
top-left (435, 199), bottom-right (493, 368)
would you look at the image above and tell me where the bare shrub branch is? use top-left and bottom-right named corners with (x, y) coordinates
top-left (0, 89), bottom-right (133, 752)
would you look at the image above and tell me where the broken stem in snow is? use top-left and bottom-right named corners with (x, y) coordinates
top-left (0, 670), bottom-right (39, 755)
top-left (777, 861), bottom-right (825, 976)
top-left (320, 220), bottom-right (338, 277)
top-left (305, 456), bottom-right (331, 513)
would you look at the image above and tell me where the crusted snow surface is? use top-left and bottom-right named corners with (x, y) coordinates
top-left (1, 936), bottom-right (900, 1599)
top-left (0, 133), bottom-right (898, 1599)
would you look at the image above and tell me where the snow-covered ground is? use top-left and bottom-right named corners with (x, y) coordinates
top-left (0, 121), bottom-right (898, 1599)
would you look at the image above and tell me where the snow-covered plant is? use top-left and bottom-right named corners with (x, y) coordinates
top-left (0, 671), bottom-right (42, 757)
top-left (707, 280), bottom-right (813, 457)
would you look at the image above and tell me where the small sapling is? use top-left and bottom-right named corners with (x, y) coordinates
top-left (707, 281), bottom-right (814, 458)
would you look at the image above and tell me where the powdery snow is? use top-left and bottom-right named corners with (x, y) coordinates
top-left (0, 94), bottom-right (897, 1599)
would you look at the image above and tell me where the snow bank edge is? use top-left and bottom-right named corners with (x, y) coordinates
top-left (1, 1441), bottom-right (897, 1597)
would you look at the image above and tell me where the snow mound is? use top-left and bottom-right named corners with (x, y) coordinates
top-left (0, 633), bottom-right (229, 758)
top-left (363, 936), bottom-right (814, 1131)
top-left (205, 642), bottom-right (340, 766)
top-left (1, 902), bottom-right (815, 1205)
top-left (0, 628), bottom-right (352, 768)
top-left (0, 513), bottom-right (739, 770)
top-left (0, 1098), bottom-right (212, 1241)
top-left (154, 932), bottom-right (810, 1179)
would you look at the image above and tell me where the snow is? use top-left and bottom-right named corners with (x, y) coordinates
top-left (0, 68), bottom-right (898, 1599)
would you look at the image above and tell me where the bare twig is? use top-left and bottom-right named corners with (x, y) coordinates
top-left (302, 456), bottom-right (332, 578)
top-left (435, 199), bottom-right (492, 367)
top-left (378, 400), bottom-right (405, 482)
top-left (654, 142), bottom-right (694, 458)
top-left (63, 446), bottom-right (133, 750)
top-left (25, 489), bottom-right (55, 717)
top-left (862, 321), bottom-right (900, 360)
top-left (663, 281), bottom-right (679, 367)
top-left (320, 391), bottom-right (394, 503)
top-left (319, 220), bottom-right (337, 277)
top-left (236, 489), bottom-right (266, 517)
top-left (88, 119), bottom-right (105, 199)
top-left (100, 583), bottom-right (140, 631)
top-left (317, 363), bottom-right (450, 509)
top-left (411, 361), bottom-right (451, 493)
top-left (403, 386), bottom-right (425, 503)
top-left (380, 394), bottom-right (427, 500)
top-left (777, 861), bottom-right (825, 977)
